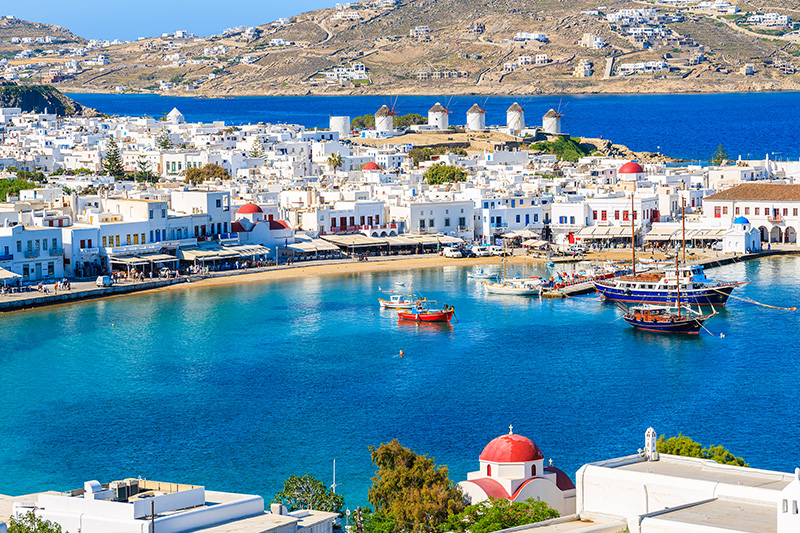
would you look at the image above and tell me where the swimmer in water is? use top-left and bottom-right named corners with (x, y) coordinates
top-left (399, 350), bottom-right (404, 358)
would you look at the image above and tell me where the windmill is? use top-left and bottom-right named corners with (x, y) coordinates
top-left (466, 97), bottom-right (488, 131)
top-left (428, 96), bottom-right (453, 130)
top-left (542, 98), bottom-right (568, 135)
top-left (375, 95), bottom-right (401, 134)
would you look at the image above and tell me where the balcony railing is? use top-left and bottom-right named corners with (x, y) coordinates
top-left (0, 254), bottom-right (12, 261)
top-left (24, 250), bottom-right (39, 258)
top-left (79, 248), bottom-right (100, 255)
top-left (49, 247), bottom-right (65, 256)
top-left (768, 215), bottom-right (784, 223)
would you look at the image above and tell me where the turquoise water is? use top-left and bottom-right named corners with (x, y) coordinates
top-left (68, 92), bottom-right (800, 161)
top-left (2, 257), bottom-right (799, 506)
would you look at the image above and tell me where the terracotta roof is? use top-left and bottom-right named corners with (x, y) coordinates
top-left (363, 161), bottom-right (380, 170)
top-left (507, 103), bottom-right (524, 113)
top-left (467, 104), bottom-right (485, 114)
top-left (231, 221), bottom-right (245, 233)
top-left (543, 109), bottom-right (562, 118)
top-left (704, 183), bottom-right (800, 202)
top-left (237, 202), bottom-right (263, 214)
top-left (467, 478), bottom-right (510, 500)
top-left (429, 103), bottom-right (447, 113)
top-left (544, 466), bottom-right (575, 491)
top-left (268, 220), bottom-right (290, 230)
top-left (619, 161), bottom-right (644, 174)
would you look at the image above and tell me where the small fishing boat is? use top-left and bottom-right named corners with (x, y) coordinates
top-left (467, 269), bottom-right (498, 280)
top-left (379, 293), bottom-right (417, 309)
top-left (397, 301), bottom-right (454, 322)
top-left (623, 305), bottom-right (713, 334)
top-left (483, 279), bottom-right (542, 295)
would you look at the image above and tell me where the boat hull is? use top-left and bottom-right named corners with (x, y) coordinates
top-left (623, 315), bottom-right (705, 334)
top-left (594, 281), bottom-right (739, 307)
top-left (397, 309), bottom-right (454, 322)
top-left (379, 299), bottom-right (415, 309)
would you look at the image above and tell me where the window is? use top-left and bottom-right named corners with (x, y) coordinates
top-left (161, 209), bottom-right (166, 218)
top-left (795, 209), bottom-right (799, 216)
top-left (755, 208), bottom-right (760, 215)
top-left (444, 218), bottom-right (451, 227)
top-left (531, 465), bottom-right (536, 476)
top-left (483, 202), bottom-right (488, 209)
top-left (35, 240), bottom-right (40, 251)
top-left (714, 206), bottom-right (721, 218)
top-left (134, 234), bottom-right (139, 245)
top-left (16, 241), bottom-right (21, 252)
top-left (569, 216), bottom-right (575, 224)
top-left (102, 236), bottom-right (107, 247)
top-left (515, 215), bottom-right (520, 223)
top-left (592, 210), bottom-right (597, 220)
top-left (126, 234), bottom-right (131, 246)
top-left (115, 235), bottom-right (120, 247)
top-left (487, 465), bottom-right (492, 476)
top-left (534, 214), bottom-right (539, 222)
top-left (459, 217), bottom-right (466, 228)
top-left (722, 206), bottom-right (728, 215)
top-left (735, 207), bottom-right (740, 215)
top-left (496, 216), bottom-right (502, 225)
top-left (141, 233), bottom-right (145, 244)
top-left (2, 246), bottom-right (6, 256)
top-left (43, 239), bottom-right (48, 250)
top-left (27, 241), bottom-right (32, 252)
top-left (601, 211), bottom-right (607, 221)
top-left (80, 239), bottom-right (86, 249)
top-left (783, 208), bottom-right (789, 216)
top-left (216, 199), bottom-right (222, 208)
top-left (794, 500), bottom-right (799, 515)
top-left (623, 211), bottom-right (629, 221)
top-left (745, 207), bottom-right (750, 215)
top-left (429, 219), bottom-right (435, 228)
top-left (149, 210), bottom-right (154, 220)
top-left (48, 262), bottom-right (54, 277)
top-left (783, 499), bottom-right (788, 513)
top-left (419, 220), bottom-right (426, 229)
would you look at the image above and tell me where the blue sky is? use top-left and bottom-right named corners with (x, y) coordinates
top-left (8, 0), bottom-right (339, 41)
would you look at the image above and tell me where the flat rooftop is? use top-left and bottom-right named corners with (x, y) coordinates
top-left (616, 457), bottom-right (792, 492)
top-left (644, 498), bottom-right (776, 533)
top-left (507, 516), bottom-right (627, 533)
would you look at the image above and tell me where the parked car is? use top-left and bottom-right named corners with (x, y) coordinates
top-left (711, 241), bottom-right (723, 251)
top-left (473, 246), bottom-right (492, 257)
top-left (96, 275), bottom-right (114, 287)
top-left (488, 245), bottom-right (510, 256)
top-left (442, 247), bottom-right (464, 258)
top-left (460, 247), bottom-right (476, 258)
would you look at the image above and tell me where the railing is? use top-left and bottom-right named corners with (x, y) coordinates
top-left (768, 215), bottom-right (784, 223)
top-left (79, 248), bottom-right (100, 255)
top-left (50, 247), bottom-right (65, 256)
top-left (0, 254), bottom-right (12, 261)
top-left (24, 250), bottom-right (39, 258)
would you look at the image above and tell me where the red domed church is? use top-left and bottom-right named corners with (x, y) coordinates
top-left (457, 427), bottom-right (576, 515)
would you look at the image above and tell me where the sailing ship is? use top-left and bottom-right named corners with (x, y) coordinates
top-left (482, 247), bottom-right (544, 295)
top-left (594, 196), bottom-right (747, 307)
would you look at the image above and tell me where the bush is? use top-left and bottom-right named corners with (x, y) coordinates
top-left (657, 434), bottom-right (749, 467)
top-left (424, 164), bottom-right (467, 185)
top-left (530, 137), bottom-right (589, 162)
top-left (443, 497), bottom-right (558, 533)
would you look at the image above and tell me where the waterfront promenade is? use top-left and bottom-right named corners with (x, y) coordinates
top-left (0, 247), bottom-right (793, 312)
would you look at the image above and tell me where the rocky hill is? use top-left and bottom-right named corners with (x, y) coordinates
top-left (0, 81), bottom-right (99, 116)
top-left (9, 0), bottom-right (800, 96)
top-left (0, 16), bottom-right (85, 47)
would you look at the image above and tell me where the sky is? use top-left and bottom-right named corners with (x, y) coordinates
top-left (8, 0), bottom-right (339, 41)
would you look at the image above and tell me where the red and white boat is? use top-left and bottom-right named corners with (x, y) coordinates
top-left (397, 301), bottom-right (454, 322)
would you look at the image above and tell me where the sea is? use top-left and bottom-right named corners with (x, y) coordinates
top-left (2, 256), bottom-right (800, 508)
top-left (67, 91), bottom-right (800, 162)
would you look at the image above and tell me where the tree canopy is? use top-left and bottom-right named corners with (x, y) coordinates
top-left (135, 156), bottom-right (158, 183)
top-left (423, 164), bottom-right (467, 185)
top-left (272, 474), bottom-right (344, 514)
top-left (394, 113), bottom-right (426, 129)
top-left (367, 439), bottom-right (464, 532)
top-left (155, 128), bottom-right (172, 150)
top-left (0, 178), bottom-right (38, 201)
top-left (327, 153), bottom-right (343, 170)
top-left (443, 497), bottom-right (558, 533)
top-left (657, 434), bottom-right (749, 467)
top-left (352, 114), bottom-right (376, 129)
top-left (712, 144), bottom-right (730, 166)
top-left (102, 138), bottom-right (125, 178)
top-left (250, 139), bottom-right (265, 159)
top-left (529, 137), bottom-right (589, 162)
top-left (185, 163), bottom-right (230, 185)
top-left (9, 511), bottom-right (63, 533)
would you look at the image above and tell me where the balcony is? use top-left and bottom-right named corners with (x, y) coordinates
top-left (50, 247), bottom-right (65, 256)
top-left (24, 250), bottom-right (39, 258)
top-left (767, 215), bottom-right (784, 224)
top-left (0, 254), bottom-right (12, 261)
top-left (79, 248), bottom-right (100, 255)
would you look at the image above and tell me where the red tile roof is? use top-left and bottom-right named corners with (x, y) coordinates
top-left (544, 466), bottom-right (575, 491)
top-left (468, 478), bottom-right (510, 500)
top-left (704, 183), bottom-right (800, 202)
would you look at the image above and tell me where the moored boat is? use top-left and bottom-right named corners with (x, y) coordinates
top-left (379, 293), bottom-right (417, 309)
top-left (397, 301), bottom-right (454, 322)
top-left (467, 269), bottom-right (499, 280)
top-left (622, 305), bottom-right (713, 334)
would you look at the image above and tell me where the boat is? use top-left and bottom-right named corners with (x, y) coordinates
top-left (622, 305), bottom-right (713, 334)
top-left (467, 269), bottom-right (499, 280)
top-left (397, 301), bottom-right (454, 322)
top-left (594, 196), bottom-right (747, 307)
top-left (379, 293), bottom-right (418, 309)
top-left (482, 247), bottom-right (543, 295)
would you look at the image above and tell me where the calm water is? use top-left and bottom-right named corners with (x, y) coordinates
top-left (67, 92), bottom-right (800, 161)
top-left (2, 257), bottom-right (800, 506)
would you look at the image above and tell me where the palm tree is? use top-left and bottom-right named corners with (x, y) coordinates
top-left (327, 153), bottom-right (343, 172)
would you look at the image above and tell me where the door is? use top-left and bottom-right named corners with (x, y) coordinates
top-left (35, 263), bottom-right (42, 280)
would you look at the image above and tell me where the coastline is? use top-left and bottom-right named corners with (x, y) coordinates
top-left (2, 248), bottom-right (788, 314)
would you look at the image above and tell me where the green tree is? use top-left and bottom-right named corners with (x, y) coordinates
top-left (657, 434), bottom-right (749, 467)
top-left (394, 113), bottom-right (427, 129)
top-left (135, 156), bottom-right (157, 183)
top-left (80, 187), bottom-right (99, 196)
top-left (203, 163), bottom-right (230, 180)
top-left (272, 474), bottom-right (344, 514)
top-left (712, 144), bottom-right (730, 166)
top-left (185, 166), bottom-right (204, 185)
top-left (443, 497), bottom-right (558, 533)
top-left (327, 153), bottom-right (343, 171)
top-left (155, 128), bottom-right (172, 150)
top-left (9, 510), bottom-right (63, 533)
top-left (16, 169), bottom-right (45, 182)
top-left (102, 138), bottom-right (125, 178)
top-left (250, 139), bottom-right (265, 159)
top-left (367, 439), bottom-right (464, 532)
top-left (352, 114), bottom-right (376, 129)
top-left (0, 179), bottom-right (38, 201)
top-left (423, 164), bottom-right (467, 185)
top-left (529, 137), bottom-right (589, 162)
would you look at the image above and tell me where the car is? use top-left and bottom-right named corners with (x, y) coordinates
top-left (96, 275), bottom-right (114, 287)
top-left (711, 241), bottom-right (723, 251)
top-left (487, 245), bottom-right (510, 256)
top-left (460, 247), bottom-right (476, 258)
top-left (442, 247), bottom-right (464, 258)
top-left (473, 246), bottom-right (492, 257)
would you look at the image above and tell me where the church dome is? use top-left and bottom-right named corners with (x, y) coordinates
top-left (734, 216), bottom-right (750, 224)
top-left (619, 161), bottom-right (644, 174)
top-left (237, 202), bottom-right (263, 214)
top-left (363, 162), bottom-right (380, 170)
top-left (479, 432), bottom-right (543, 463)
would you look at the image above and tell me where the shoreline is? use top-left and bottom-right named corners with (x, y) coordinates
top-left (2, 249), bottom-right (793, 314)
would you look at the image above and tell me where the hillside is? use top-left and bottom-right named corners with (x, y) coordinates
top-left (0, 81), bottom-right (98, 116)
top-left (8, 0), bottom-right (800, 96)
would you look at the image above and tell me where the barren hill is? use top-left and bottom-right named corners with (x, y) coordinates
top-left (10, 0), bottom-right (800, 96)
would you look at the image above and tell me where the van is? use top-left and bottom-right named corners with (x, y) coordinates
top-left (488, 245), bottom-right (510, 256)
top-left (96, 275), bottom-right (114, 287)
top-left (442, 247), bottom-right (463, 258)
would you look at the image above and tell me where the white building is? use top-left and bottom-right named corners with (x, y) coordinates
top-left (457, 428), bottom-right (576, 517)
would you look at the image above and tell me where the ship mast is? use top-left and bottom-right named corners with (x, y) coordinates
top-left (631, 193), bottom-right (636, 276)
top-left (681, 198), bottom-right (686, 266)
top-left (675, 253), bottom-right (681, 317)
